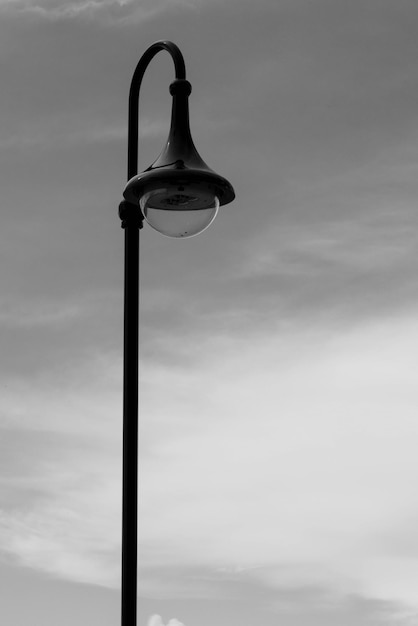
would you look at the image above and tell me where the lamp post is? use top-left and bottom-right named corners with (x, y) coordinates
top-left (118, 41), bottom-right (235, 626)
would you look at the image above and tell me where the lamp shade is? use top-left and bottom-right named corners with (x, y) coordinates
top-left (123, 78), bottom-right (235, 238)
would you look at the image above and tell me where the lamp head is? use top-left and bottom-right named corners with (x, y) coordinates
top-left (123, 79), bottom-right (235, 238)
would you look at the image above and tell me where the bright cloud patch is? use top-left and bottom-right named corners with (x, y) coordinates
top-left (147, 615), bottom-right (185, 626)
top-left (137, 312), bottom-right (418, 611)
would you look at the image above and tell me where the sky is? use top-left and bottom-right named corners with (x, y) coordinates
top-left (1, 0), bottom-right (418, 624)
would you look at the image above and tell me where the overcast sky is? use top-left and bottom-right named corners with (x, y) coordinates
top-left (2, 1), bottom-right (418, 625)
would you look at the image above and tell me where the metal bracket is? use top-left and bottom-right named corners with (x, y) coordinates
top-left (119, 200), bottom-right (144, 229)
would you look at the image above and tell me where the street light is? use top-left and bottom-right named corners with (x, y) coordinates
top-left (118, 41), bottom-right (235, 626)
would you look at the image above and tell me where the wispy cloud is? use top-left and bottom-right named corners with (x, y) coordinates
top-left (0, 299), bottom-right (86, 329)
top-left (0, 0), bottom-right (189, 22)
top-left (0, 290), bottom-right (121, 334)
top-left (0, 119), bottom-right (165, 151)
top-left (0, 0), bottom-right (133, 19)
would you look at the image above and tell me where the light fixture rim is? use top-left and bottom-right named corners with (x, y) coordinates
top-left (123, 167), bottom-right (235, 207)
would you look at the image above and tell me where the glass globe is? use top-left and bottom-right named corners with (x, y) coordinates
top-left (140, 184), bottom-right (219, 238)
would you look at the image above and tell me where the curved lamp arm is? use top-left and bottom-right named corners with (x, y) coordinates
top-left (127, 41), bottom-right (186, 180)
top-left (119, 42), bottom-right (188, 626)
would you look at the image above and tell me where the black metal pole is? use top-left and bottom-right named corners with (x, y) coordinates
top-left (119, 41), bottom-right (187, 626)
top-left (121, 210), bottom-right (140, 626)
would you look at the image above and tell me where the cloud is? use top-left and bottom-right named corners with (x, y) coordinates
top-left (0, 118), bottom-right (165, 151)
top-left (2, 311), bottom-right (418, 617)
top-left (147, 616), bottom-right (185, 626)
top-left (135, 312), bottom-right (418, 612)
top-left (0, 0), bottom-right (192, 22)
top-left (0, 298), bottom-right (88, 329)
top-left (0, 355), bottom-right (122, 587)
top-left (0, 0), bottom-right (134, 20)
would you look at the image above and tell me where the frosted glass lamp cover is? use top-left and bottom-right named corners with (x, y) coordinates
top-left (140, 184), bottom-right (219, 238)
